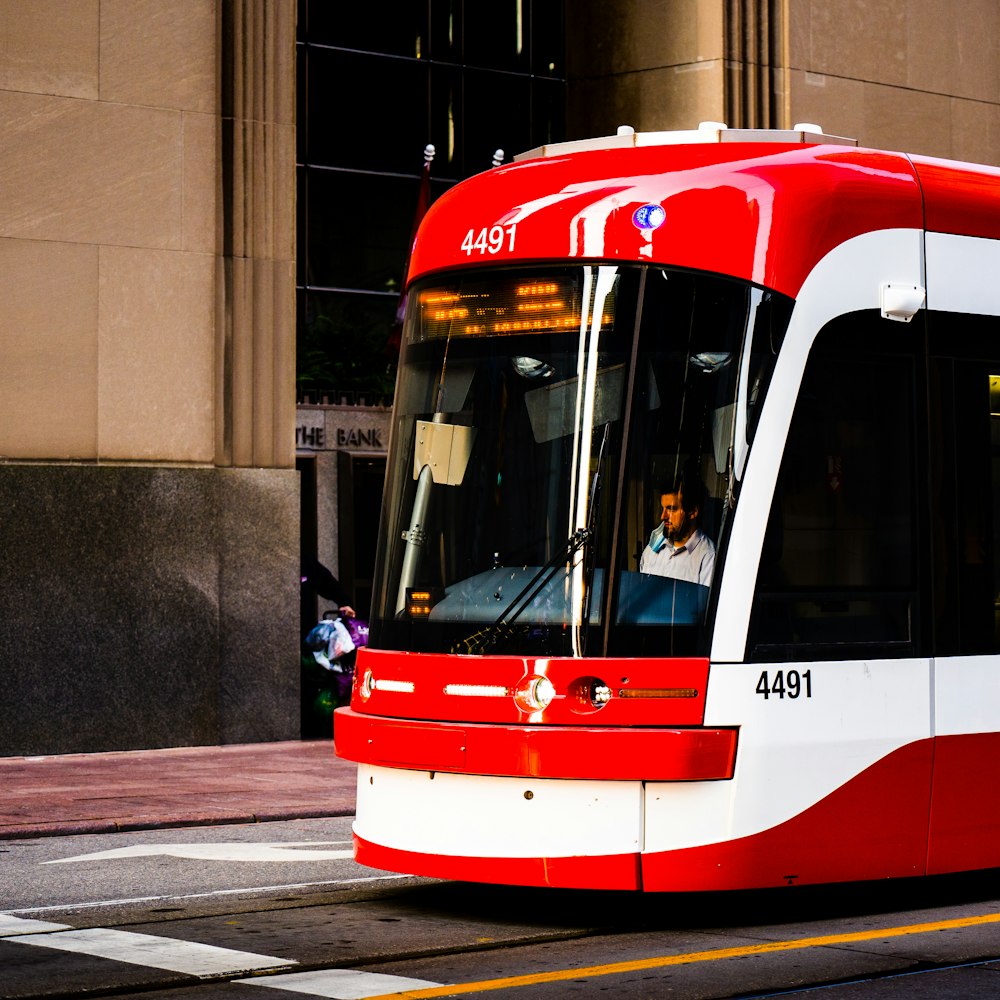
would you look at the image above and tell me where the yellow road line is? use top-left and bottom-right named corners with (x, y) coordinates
top-left (365, 910), bottom-right (1000, 998)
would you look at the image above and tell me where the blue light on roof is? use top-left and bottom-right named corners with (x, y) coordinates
top-left (632, 204), bottom-right (666, 231)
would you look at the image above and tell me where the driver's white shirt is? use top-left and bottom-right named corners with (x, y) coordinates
top-left (639, 527), bottom-right (715, 586)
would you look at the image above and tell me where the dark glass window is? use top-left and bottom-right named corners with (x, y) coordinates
top-left (296, 49), bottom-right (307, 161)
top-left (297, 0), bottom-right (566, 399)
top-left (464, 1), bottom-right (530, 72)
top-left (928, 313), bottom-right (1000, 655)
top-left (304, 171), bottom-right (418, 293)
top-left (748, 312), bottom-right (921, 661)
top-left (463, 70), bottom-right (533, 171)
top-left (429, 0), bottom-right (461, 62)
top-left (296, 165), bottom-right (307, 285)
top-left (532, 0), bottom-right (564, 76)
top-left (948, 364), bottom-right (1000, 653)
top-left (306, 50), bottom-right (429, 171)
top-left (306, 6), bottom-right (428, 57)
top-left (531, 77), bottom-right (566, 148)
top-left (297, 291), bottom-right (398, 404)
top-left (429, 63), bottom-right (463, 175)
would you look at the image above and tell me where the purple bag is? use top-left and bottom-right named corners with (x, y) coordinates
top-left (344, 616), bottom-right (369, 648)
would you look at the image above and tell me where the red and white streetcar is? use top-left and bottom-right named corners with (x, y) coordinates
top-left (335, 122), bottom-right (1000, 890)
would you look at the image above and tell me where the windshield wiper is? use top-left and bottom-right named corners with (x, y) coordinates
top-left (450, 528), bottom-right (592, 655)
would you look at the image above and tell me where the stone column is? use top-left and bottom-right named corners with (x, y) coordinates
top-left (218, 0), bottom-right (297, 470)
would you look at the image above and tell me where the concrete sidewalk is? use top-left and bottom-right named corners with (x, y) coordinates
top-left (0, 740), bottom-right (357, 840)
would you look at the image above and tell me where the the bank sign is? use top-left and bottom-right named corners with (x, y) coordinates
top-left (295, 406), bottom-right (388, 453)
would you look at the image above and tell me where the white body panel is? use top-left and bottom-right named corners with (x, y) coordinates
top-left (935, 655), bottom-right (1000, 736)
top-left (925, 232), bottom-right (1000, 316)
top-left (354, 764), bottom-right (643, 858)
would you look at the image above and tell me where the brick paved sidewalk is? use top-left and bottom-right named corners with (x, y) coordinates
top-left (0, 740), bottom-right (356, 840)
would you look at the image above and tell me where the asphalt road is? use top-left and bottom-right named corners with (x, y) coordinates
top-left (4, 819), bottom-right (1000, 999)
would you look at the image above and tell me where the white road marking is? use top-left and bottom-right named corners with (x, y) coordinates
top-left (0, 914), bottom-right (71, 936)
top-left (45, 841), bottom-right (355, 864)
top-left (1, 917), bottom-right (443, 997)
top-left (237, 968), bottom-right (444, 998)
top-left (7, 927), bottom-right (295, 975)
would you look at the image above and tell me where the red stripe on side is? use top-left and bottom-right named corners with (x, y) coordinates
top-left (927, 731), bottom-right (1000, 875)
top-left (353, 833), bottom-right (642, 890)
top-left (335, 707), bottom-right (737, 781)
top-left (913, 157), bottom-right (1000, 241)
top-left (642, 740), bottom-right (935, 891)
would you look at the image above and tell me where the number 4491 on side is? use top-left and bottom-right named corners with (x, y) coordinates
top-left (756, 669), bottom-right (813, 699)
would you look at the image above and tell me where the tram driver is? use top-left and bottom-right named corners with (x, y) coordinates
top-left (639, 472), bottom-right (716, 586)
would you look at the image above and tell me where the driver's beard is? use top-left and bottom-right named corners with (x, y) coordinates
top-left (666, 515), bottom-right (691, 545)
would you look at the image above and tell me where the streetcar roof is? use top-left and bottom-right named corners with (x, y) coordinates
top-left (406, 126), bottom-right (1000, 300)
top-left (513, 122), bottom-right (859, 160)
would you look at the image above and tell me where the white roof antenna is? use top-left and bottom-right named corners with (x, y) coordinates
top-left (492, 148), bottom-right (505, 168)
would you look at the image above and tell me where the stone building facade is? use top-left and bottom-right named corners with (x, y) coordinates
top-left (567, 1), bottom-right (1000, 162)
top-left (0, 1), bottom-right (298, 754)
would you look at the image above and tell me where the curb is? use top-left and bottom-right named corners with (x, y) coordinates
top-left (0, 807), bottom-right (355, 841)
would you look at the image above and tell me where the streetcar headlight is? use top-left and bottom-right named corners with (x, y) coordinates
top-left (357, 670), bottom-right (414, 700)
top-left (590, 681), bottom-right (612, 706)
top-left (568, 675), bottom-right (612, 712)
top-left (514, 674), bottom-right (556, 713)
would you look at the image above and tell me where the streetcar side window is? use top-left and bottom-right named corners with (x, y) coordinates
top-left (927, 313), bottom-right (1000, 656)
top-left (748, 312), bottom-right (920, 661)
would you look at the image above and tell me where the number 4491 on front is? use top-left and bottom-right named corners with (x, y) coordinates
top-left (461, 224), bottom-right (517, 256)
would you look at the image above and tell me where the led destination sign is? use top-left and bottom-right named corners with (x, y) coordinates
top-left (413, 275), bottom-right (615, 340)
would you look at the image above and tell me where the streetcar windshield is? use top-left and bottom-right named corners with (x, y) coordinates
top-left (370, 265), bottom-right (792, 657)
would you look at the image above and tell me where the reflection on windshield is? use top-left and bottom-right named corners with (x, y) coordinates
top-left (369, 265), bottom-right (791, 657)
top-left (524, 365), bottom-right (624, 443)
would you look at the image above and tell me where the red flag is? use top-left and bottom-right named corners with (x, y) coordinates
top-left (387, 144), bottom-right (435, 357)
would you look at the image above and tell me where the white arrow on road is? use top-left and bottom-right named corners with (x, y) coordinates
top-left (44, 842), bottom-right (355, 864)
